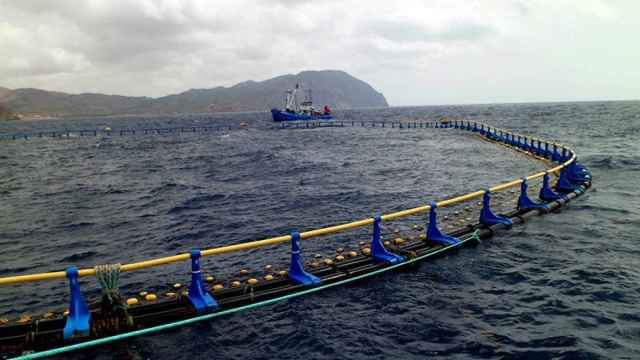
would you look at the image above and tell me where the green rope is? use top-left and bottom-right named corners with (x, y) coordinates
top-left (95, 264), bottom-right (133, 327)
top-left (12, 235), bottom-right (477, 360)
top-left (95, 264), bottom-right (121, 303)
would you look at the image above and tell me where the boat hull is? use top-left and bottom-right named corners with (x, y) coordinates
top-left (271, 109), bottom-right (333, 122)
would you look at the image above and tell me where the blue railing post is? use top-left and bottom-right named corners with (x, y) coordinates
top-left (289, 232), bottom-right (321, 285)
top-left (544, 142), bottom-right (551, 158)
top-left (536, 140), bottom-right (544, 156)
top-left (539, 172), bottom-right (564, 201)
top-left (517, 178), bottom-right (550, 211)
top-left (426, 202), bottom-right (460, 245)
top-left (479, 191), bottom-right (513, 227)
top-left (555, 167), bottom-right (581, 193)
top-left (370, 216), bottom-right (404, 264)
top-left (567, 159), bottom-right (590, 184)
top-left (63, 267), bottom-right (91, 340)
top-left (552, 144), bottom-right (561, 162)
top-left (188, 249), bottom-right (218, 313)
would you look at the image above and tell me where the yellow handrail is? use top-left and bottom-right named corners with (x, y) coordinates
top-left (0, 122), bottom-right (576, 286)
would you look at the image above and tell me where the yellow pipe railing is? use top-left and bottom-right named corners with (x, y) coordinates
top-left (0, 122), bottom-right (576, 286)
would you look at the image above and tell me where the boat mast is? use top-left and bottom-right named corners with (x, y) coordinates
top-left (285, 83), bottom-right (299, 112)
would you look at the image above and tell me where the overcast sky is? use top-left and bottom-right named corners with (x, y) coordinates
top-left (1, 0), bottom-right (638, 105)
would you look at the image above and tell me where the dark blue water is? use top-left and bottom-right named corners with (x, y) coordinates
top-left (1, 101), bottom-right (639, 359)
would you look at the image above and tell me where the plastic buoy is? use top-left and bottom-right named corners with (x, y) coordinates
top-left (383, 240), bottom-right (391, 246)
top-left (212, 284), bottom-right (224, 291)
top-left (336, 247), bottom-right (344, 253)
top-left (247, 278), bottom-right (258, 286)
top-left (323, 259), bottom-right (334, 266)
top-left (278, 270), bottom-right (288, 276)
top-left (348, 251), bottom-right (358, 258)
top-left (139, 291), bottom-right (148, 297)
top-left (205, 276), bottom-right (215, 282)
top-left (145, 294), bottom-right (157, 302)
top-left (231, 281), bottom-right (241, 288)
top-left (239, 269), bottom-right (250, 275)
top-left (264, 264), bottom-right (272, 271)
top-left (264, 274), bottom-right (274, 281)
top-left (419, 234), bottom-right (427, 240)
top-left (126, 298), bottom-right (139, 306)
top-left (314, 253), bottom-right (322, 259)
top-left (335, 255), bottom-right (345, 262)
top-left (0, 318), bottom-right (8, 325)
top-left (394, 238), bottom-right (404, 245)
top-left (63, 309), bottom-right (69, 317)
top-left (18, 314), bottom-right (31, 324)
top-left (165, 292), bottom-right (177, 297)
top-left (362, 247), bottom-right (371, 256)
top-left (42, 312), bottom-right (54, 319)
top-left (173, 283), bottom-right (182, 289)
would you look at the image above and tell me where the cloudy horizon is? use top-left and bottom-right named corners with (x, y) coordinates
top-left (1, 0), bottom-right (638, 106)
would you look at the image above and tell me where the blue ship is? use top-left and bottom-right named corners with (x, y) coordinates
top-left (271, 84), bottom-right (333, 122)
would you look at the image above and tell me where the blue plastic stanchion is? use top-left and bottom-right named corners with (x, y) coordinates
top-left (565, 160), bottom-right (590, 184)
top-left (539, 172), bottom-right (564, 202)
top-left (544, 142), bottom-right (551, 158)
top-left (555, 167), bottom-right (581, 193)
top-left (517, 178), bottom-right (550, 211)
top-left (552, 144), bottom-right (561, 162)
top-left (371, 216), bottom-right (404, 264)
top-left (288, 232), bottom-right (321, 286)
top-left (63, 267), bottom-right (91, 340)
top-left (536, 140), bottom-right (544, 156)
top-left (479, 191), bottom-right (513, 227)
top-left (188, 249), bottom-right (218, 314)
top-left (472, 123), bottom-right (479, 132)
top-left (426, 202), bottom-right (460, 245)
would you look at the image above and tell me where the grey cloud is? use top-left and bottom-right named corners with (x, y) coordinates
top-left (365, 19), bottom-right (496, 44)
top-left (1, 0), bottom-right (638, 104)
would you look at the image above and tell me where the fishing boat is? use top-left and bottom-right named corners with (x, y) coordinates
top-left (271, 84), bottom-right (332, 122)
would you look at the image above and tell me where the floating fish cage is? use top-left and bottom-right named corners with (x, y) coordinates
top-left (0, 120), bottom-right (591, 359)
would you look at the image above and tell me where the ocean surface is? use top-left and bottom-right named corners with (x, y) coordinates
top-left (1, 101), bottom-right (639, 359)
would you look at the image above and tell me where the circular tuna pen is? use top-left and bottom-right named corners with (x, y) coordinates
top-left (0, 119), bottom-right (592, 359)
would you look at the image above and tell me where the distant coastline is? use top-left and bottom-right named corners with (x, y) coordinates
top-left (0, 70), bottom-right (388, 120)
